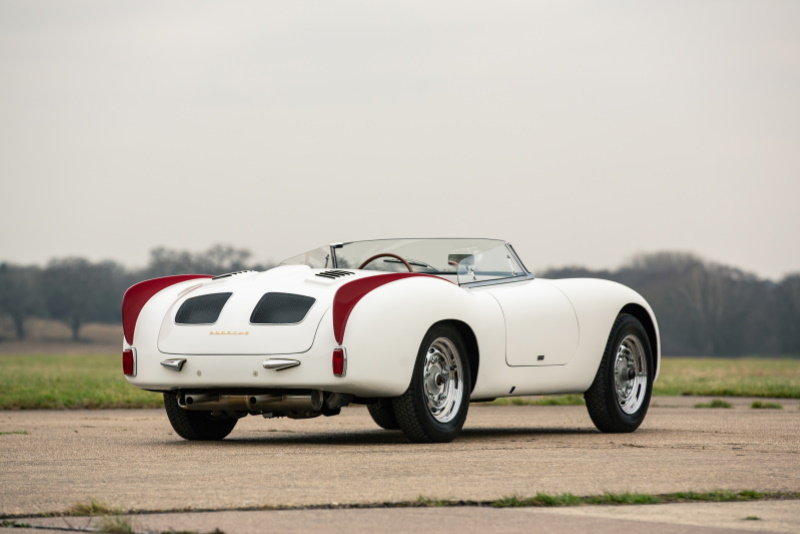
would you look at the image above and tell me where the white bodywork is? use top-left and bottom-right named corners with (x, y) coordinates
top-left (125, 240), bottom-right (660, 402)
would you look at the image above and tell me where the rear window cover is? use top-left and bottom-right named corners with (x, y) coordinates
top-left (250, 292), bottom-right (316, 324)
top-left (175, 292), bottom-right (232, 324)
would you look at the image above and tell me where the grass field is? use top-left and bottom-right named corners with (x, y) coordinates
top-left (0, 355), bottom-right (798, 409)
top-left (0, 355), bottom-right (162, 409)
top-left (654, 357), bottom-right (800, 398)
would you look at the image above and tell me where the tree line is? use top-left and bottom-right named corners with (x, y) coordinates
top-left (542, 252), bottom-right (800, 356)
top-left (0, 245), bottom-right (270, 342)
top-left (0, 246), bottom-right (798, 356)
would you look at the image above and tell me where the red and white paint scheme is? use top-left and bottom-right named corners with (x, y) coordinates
top-left (122, 238), bottom-right (660, 443)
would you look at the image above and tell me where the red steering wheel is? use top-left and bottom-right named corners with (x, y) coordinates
top-left (358, 253), bottom-right (414, 272)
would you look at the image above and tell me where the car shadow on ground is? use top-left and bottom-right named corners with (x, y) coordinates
top-left (155, 426), bottom-right (602, 447)
top-left (461, 427), bottom-right (600, 439)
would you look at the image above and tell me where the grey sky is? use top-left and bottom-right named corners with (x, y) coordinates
top-left (1, 1), bottom-right (798, 279)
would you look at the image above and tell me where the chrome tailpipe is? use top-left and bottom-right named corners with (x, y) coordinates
top-left (180, 391), bottom-right (324, 418)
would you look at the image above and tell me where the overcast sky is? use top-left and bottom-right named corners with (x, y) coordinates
top-left (1, 1), bottom-right (798, 279)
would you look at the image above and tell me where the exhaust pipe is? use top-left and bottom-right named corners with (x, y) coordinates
top-left (181, 391), bottom-right (323, 415)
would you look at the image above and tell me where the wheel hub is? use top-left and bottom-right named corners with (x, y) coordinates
top-left (613, 334), bottom-right (648, 415)
top-left (422, 338), bottom-right (463, 423)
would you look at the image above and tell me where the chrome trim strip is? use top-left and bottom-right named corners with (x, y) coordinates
top-left (262, 358), bottom-right (302, 371)
top-left (160, 358), bottom-right (186, 372)
top-left (461, 273), bottom-right (535, 289)
top-left (129, 347), bottom-right (138, 377)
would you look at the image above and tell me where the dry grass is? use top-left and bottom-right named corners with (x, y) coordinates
top-left (693, 399), bottom-right (732, 409)
top-left (489, 395), bottom-right (584, 406)
top-left (751, 401), bottom-right (783, 409)
top-left (66, 498), bottom-right (122, 516)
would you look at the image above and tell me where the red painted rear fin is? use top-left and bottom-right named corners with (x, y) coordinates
top-left (122, 275), bottom-right (212, 345)
top-left (332, 273), bottom-right (450, 345)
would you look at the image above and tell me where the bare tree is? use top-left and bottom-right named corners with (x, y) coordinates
top-left (619, 252), bottom-right (707, 355)
top-left (199, 244), bottom-right (252, 273)
top-left (144, 244), bottom-right (256, 278)
top-left (42, 258), bottom-right (126, 341)
top-left (776, 274), bottom-right (800, 354)
top-left (677, 262), bottom-right (766, 355)
top-left (0, 263), bottom-right (43, 340)
top-left (547, 252), bottom-right (780, 356)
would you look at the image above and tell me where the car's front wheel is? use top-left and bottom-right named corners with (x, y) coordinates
top-left (392, 325), bottom-right (471, 443)
top-left (163, 393), bottom-right (238, 440)
top-left (584, 314), bottom-right (653, 433)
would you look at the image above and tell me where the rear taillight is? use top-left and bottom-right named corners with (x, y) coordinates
top-left (123, 348), bottom-right (136, 376)
top-left (332, 347), bottom-right (346, 377)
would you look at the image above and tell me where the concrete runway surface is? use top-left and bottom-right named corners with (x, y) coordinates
top-left (2, 397), bottom-right (799, 533)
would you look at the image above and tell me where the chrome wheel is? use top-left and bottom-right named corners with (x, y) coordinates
top-left (422, 337), bottom-right (464, 424)
top-left (393, 325), bottom-right (471, 443)
top-left (585, 314), bottom-right (653, 433)
top-left (614, 334), bottom-right (648, 415)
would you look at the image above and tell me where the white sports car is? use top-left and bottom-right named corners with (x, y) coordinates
top-left (122, 238), bottom-right (659, 443)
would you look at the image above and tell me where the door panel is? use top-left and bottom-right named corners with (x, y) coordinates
top-left (487, 280), bottom-right (579, 367)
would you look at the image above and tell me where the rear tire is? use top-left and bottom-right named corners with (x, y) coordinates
top-left (367, 399), bottom-right (400, 430)
top-left (393, 325), bottom-right (471, 443)
top-left (584, 314), bottom-right (653, 433)
top-left (163, 393), bottom-right (238, 440)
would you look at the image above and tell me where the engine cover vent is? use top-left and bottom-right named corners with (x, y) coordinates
top-left (212, 270), bottom-right (255, 280)
top-left (315, 270), bottom-right (355, 279)
top-left (250, 292), bottom-right (316, 324)
top-left (175, 293), bottom-right (232, 324)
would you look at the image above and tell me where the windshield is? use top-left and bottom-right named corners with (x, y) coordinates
top-left (280, 245), bottom-right (334, 269)
top-left (281, 238), bottom-right (529, 285)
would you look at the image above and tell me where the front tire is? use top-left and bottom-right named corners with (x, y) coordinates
top-left (584, 314), bottom-right (653, 433)
top-left (163, 393), bottom-right (238, 440)
top-left (393, 325), bottom-right (471, 443)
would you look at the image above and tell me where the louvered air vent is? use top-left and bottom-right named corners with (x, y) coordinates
top-left (250, 293), bottom-right (316, 324)
top-left (315, 270), bottom-right (355, 279)
top-left (175, 293), bottom-right (232, 324)
top-left (212, 270), bottom-right (254, 280)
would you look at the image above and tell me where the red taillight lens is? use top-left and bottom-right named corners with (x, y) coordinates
top-left (122, 348), bottom-right (135, 376)
top-left (332, 347), bottom-right (346, 377)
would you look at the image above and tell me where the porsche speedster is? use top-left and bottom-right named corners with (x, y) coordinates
top-left (122, 238), bottom-right (659, 443)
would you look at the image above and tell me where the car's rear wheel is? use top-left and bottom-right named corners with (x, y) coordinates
top-left (163, 393), bottom-right (238, 440)
top-left (392, 325), bottom-right (471, 443)
top-left (584, 314), bottom-right (653, 433)
top-left (367, 399), bottom-right (400, 430)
